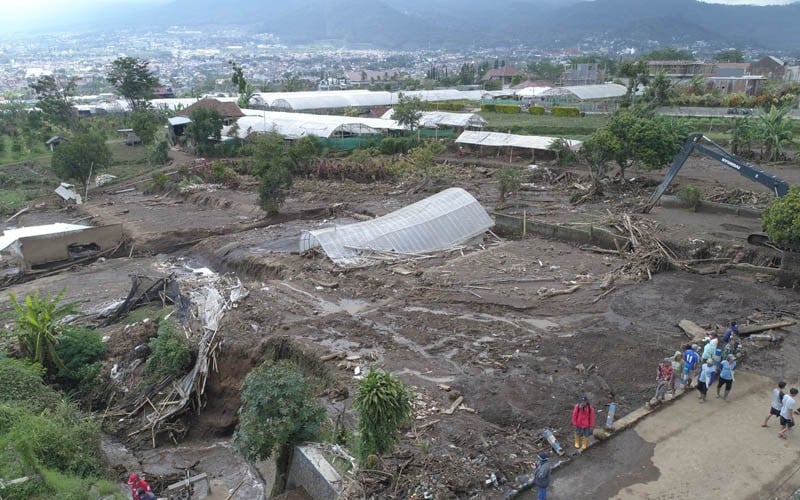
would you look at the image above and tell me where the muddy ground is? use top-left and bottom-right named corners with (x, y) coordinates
top-left (1, 149), bottom-right (799, 498)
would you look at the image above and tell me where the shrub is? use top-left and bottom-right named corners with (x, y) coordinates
top-left (551, 106), bottom-right (581, 117)
top-left (55, 327), bottom-right (105, 396)
top-left (0, 358), bottom-right (61, 411)
top-left (151, 172), bottom-right (169, 190)
top-left (480, 103), bottom-right (497, 112)
top-left (496, 167), bottom-right (521, 202)
top-left (762, 186), bottom-right (800, 249)
top-left (147, 317), bottom-right (191, 379)
top-left (147, 140), bottom-right (169, 166)
top-left (677, 185), bottom-right (703, 211)
top-left (353, 369), bottom-right (413, 462)
top-left (232, 360), bottom-right (325, 462)
top-left (528, 106), bottom-right (545, 115)
top-left (495, 104), bottom-right (521, 114)
top-left (549, 137), bottom-right (578, 166)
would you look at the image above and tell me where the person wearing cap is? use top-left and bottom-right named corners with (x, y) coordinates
top-left (716, 354), bottom-right (737, 400)
top-left (670, 350), bottom-right (684, 395)
top-left (571, 395), bottom-right (595, 450)
top-left (655, 357), bottom-right (673, 401)
top-left (779, 388), bottom-right (799, 439)
top-left (127, 473), bottom-right (152, 500)
top-left (533, 451), bottom-right (551, 500)
top-left (697, 359), bottom-right (715, 403)
top-left (683, 344), bottom-right (701, 388)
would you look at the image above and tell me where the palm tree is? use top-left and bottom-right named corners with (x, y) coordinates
top-left (755, 105), bottom-right (795, 161)
top-left (728, 117), bottom-right (753, 157)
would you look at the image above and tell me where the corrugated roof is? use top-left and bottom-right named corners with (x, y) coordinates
top-left (455, 130), bottom-right (582, 151)
top-left (540, 83), bottom-right (627, 100)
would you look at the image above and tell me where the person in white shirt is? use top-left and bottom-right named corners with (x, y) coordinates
top-left (778, 387), bottom-right (798, 439)
top-left (762, 380), bottom-right (787, 427)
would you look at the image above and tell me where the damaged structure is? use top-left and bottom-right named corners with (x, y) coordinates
top-left (0, 223), bottom-right (123, 274)
top-left (299, 187), bottom-right (493, 266)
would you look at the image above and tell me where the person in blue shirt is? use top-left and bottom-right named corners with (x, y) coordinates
top-left (716, 355), bottom-right (737, 400)
top-left (723, 321), bottom-right (739, 346)
top-left (683, 344), bottom-right (701, 388)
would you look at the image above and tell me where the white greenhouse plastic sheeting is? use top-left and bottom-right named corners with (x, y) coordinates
top-left (234, 110), bottom-right (404, 139)
top-left (380, 110), bottom-right (486, 129)
top-left (251, 89), bottom-right (485, 111)
top-left (539, 83), bottom-right (627, 100)
top-left (300, 188), bottom-right (493, 266)
top-left (456, 130), bottom-right (583, 151)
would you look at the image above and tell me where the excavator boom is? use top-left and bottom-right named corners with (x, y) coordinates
top-left (640, 133), bottom-right (790, 213)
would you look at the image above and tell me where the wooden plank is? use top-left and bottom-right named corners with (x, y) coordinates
top-left (166, 472), bottom-right (209, 491)
top-left (443, 396), bottom-right (464, 415)
top-left (738, 319), bottom-right (796, 336)
top-left (678, 319), bottom-right (707, 340)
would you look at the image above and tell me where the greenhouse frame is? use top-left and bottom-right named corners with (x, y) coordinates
top-left (299, 188), bottom-right (493, 266)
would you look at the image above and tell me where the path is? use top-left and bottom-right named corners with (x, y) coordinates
top-left (520, 372), bottom-right (800, 499)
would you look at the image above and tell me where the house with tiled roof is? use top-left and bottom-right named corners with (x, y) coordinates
top-left (177, 98), bottom-right (244, 126)
top-left (481, 64), bottom-right (522, 85)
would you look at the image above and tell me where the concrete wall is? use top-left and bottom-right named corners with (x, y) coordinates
top-left (492, 213), bottom-right (630, 251)
top-left (18, 224), bottom-right (123, 270)
top-left (285, 445), bottom-right (342, 500)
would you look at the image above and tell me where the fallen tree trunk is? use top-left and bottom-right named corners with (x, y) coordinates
top-left (739, 319), bottom-right (796, 336)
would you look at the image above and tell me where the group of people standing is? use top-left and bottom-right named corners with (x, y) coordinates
top-left (653, 321), bottom-right (741, 404)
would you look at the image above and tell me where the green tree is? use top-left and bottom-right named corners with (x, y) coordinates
top-left (354, 369), bottom-right (413, 463)
top-left (147, 317), bottom-right (190, 379)
top-left (579, 128), bottom-right (620, 189)
top-left (129, 109), bottom-right (164, 145)
top-left (229, 60), bottom-right (254, 107)
top-left (185, 107), bottom-right (223, 154)
top-left (8, 289), bottom-right (77, 374)
top-left (258, 160), bottom-right (293, 215)
top-left (754, 105), bottom-right (795, 161)
top-left (601, 108), bottom-right (681, 179)
top-left (55, 327), bottom-right (105, 395)
top-left (527, 60), bottom-right (564, 82)
top-left (643, 47), bottom-right (694, 61)
top-left (496, 167), bottom-right (521, 202)
top-left (714, 49), bottom-right (745, 63)
top-left (29, 75), bottom-right (76, 129)
top-left (51, 131), bottom-right (112, 187)
top-left (618, 60), bottom-right (650, 107)
top-left (393, 93), bottom-right (424, 132)
top-left (762, 186), bottom-right (800, 249)
top-left (232, 360), bottom-right (324, 495)
top-left (106, 57), bottom-right (160, 111)
top-left (643, 70), bottom-right (675, 107)
top-left (729, 117), bottom-right (754, 156)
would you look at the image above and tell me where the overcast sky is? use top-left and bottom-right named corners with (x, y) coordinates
top-left (0, 0), bottom-right (796, 31)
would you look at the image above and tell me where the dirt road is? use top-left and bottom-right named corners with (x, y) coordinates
top-left (530, 372), bottom-right (800, 499)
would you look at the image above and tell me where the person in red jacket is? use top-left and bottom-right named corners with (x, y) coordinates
top-left (571, 395), bottom-right (596, 450)
top-left (127, 473), bottom-right (152, 500)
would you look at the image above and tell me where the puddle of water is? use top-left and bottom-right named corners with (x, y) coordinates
top-left (280, 283), bottom-right (370, 316)
top-left (404, 306), bottom-right (561, 333)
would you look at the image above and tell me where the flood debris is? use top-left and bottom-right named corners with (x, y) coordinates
top-left (102, 270), bottom-right (248, 448)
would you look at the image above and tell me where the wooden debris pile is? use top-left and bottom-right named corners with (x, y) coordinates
top-left (104, 272), bottom-right (248, 447)
top-left (705, 187), bottom-right (772, 207)
top-left (601, 214), bottom-right (684, 282)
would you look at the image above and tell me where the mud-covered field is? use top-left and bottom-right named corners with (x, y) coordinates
top-left (1, 151), bottom-right (798, 498)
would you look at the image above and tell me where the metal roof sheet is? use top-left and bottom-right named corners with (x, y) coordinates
top-left (455, 130), bottom-right (582, 151)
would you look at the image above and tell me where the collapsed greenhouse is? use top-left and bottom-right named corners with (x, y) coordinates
top-left (299, 187), bottom-right (494, 266)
